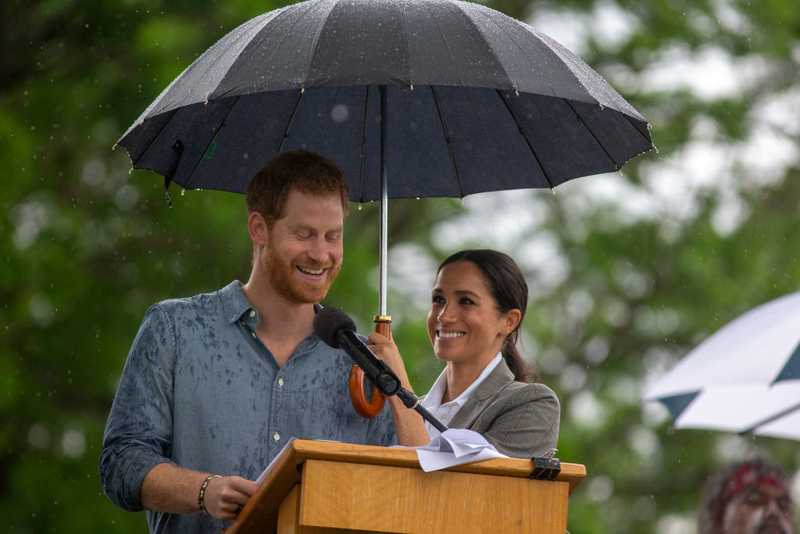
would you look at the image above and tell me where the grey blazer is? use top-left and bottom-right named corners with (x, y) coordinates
top-left (447, 359), bottom-right (560, 459)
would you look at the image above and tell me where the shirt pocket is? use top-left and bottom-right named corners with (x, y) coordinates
top-left (310, 388), bottom-right (369, 443)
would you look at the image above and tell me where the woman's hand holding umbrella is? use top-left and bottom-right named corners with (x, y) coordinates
top-left (368, 331), bottom-right (431, 447)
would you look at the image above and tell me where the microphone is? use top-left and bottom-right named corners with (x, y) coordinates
top-left (313, 306), bottom-right (449, 433)
top-left (313, 307), bottom-right (401, 396)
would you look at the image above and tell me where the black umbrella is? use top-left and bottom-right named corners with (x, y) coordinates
top-left (121, 0), bottom-right (651, 198)
top-left (118, 0), bottom-right (654, 414)
top-left (118, 0), bottom-right (653, 314)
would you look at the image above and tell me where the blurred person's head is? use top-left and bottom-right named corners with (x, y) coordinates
top-left (698, 458), bottom-right (794, 534)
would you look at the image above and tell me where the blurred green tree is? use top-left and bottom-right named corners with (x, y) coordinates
top-left (1, 0), bottom-right (798, 532)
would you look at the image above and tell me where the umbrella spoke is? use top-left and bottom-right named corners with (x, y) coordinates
top-left (744, 399), bottom-right (800, 435)
top-left (430, 86), bottom-right (463, 198)
top-left (277, 89), bottom-right (307, 154)
top-left (358, 84), bottom-right (371, 202)
top-left (494, 89), bottom-right (551, 190)
top-left (185, 95), bottom-right (246, 191)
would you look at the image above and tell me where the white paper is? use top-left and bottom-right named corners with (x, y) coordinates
top-left (407, 428), bottom-right (508, 472)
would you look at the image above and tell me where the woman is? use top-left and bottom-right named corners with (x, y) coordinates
top-left (368, 249), bottom-right (560, 459)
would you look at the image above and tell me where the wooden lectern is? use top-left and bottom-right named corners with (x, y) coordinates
top-left (225, 439), bottom-right (585, 534)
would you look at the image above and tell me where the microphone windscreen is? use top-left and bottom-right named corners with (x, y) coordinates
top-left (313, 306), bottom-right (357, 349)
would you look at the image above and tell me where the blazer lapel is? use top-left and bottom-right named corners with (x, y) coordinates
top-left (447, 359), bottom-right (515, 429)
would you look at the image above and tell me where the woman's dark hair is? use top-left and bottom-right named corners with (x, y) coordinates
top-left (438, 249), bottom-right (538, 383)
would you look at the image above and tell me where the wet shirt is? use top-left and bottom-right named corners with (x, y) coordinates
top-left (99, 281), bottom-right (396, 534)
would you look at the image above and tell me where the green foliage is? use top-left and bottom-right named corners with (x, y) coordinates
top-left (2, 0), bottom-right (799, 532)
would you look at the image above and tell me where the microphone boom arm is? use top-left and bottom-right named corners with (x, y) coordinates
top-left (335, 329), bottom-right (449, 433)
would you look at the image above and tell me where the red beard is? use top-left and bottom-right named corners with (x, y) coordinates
top-left (261, 241), bottom-right (340, 304)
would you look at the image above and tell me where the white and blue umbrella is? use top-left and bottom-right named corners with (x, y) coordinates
top-left (644, 291), bottom-right (800, 440)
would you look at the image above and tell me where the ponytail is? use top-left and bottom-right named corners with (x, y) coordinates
top-left (502, 334), bottom-right (538, 383)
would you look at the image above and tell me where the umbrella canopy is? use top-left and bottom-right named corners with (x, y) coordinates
top-left (120, 0), bottom-right (655, 417)
top-left (118, 0), bottom-right (653, 201)
top-left (643, 291), bottom-right (800, 440)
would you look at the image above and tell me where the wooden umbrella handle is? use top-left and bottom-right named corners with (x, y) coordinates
top-left (348, 316), bottom-right (391, 418)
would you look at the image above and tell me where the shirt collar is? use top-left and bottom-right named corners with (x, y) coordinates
top-left (218, 281), bottom-right (324, 326)
top-left (219, 281), bottom-right (253, 323)
top-left (423, 352), bottom-right (503, 410)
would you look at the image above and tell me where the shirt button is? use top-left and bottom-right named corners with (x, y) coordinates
top-left (249, 310), bottom-right (256, 318)
top-left (273, 432), bottom-right (280, 442)
top-left (278, 378), bottom-right (284, 387)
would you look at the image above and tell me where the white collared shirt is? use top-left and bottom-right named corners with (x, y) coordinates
top-left (420, 352), bottom-right (503, 438)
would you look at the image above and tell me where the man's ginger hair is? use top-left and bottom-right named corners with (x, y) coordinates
top-left (246, 150), bottom-right (349, 227)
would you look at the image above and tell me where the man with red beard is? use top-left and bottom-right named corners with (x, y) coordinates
top-left (100, 150), bottom-right (396, 534)
top-left (698, 458), bottom-right (795, 534)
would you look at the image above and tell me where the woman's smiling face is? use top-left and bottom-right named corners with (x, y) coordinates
top-left (427, 260), bottom-right (519, 367)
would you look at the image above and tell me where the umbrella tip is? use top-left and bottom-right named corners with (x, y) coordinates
top-left (598, 103), bottom-right (605, 110)
top-left (301, 88), bottom-right (305, 94)
top-left (128, 167), bottom-right (134, 175)
top-left (515, 90), bottom-right (519, 96)
top-left (654, 144), bottom-right (660, 154)
top-left (410, 84), bottom-right (414, 90)
top-left (181, 188), bottom-right (186, 196)
top-left (112, 143), bottom-right (117, 150)
top-left (550, 187), bottom-right (556, 195)
top-left (204, 99), bottom-right (209, 106)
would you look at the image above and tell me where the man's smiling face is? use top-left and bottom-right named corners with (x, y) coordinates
top-left (261, 188), bottom-right (344, 304)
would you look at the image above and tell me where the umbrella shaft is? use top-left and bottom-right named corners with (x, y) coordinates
top-left (379, 85), bottom-right (388, 316)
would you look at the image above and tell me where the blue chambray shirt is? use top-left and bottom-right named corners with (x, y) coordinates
top-left (99, 281), bottom-right (396, 534)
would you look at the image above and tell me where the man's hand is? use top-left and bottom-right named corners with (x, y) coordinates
top-left (141, 463), bottom-right (258, 519)
top-left (202, 475), bottom-right (259, 521)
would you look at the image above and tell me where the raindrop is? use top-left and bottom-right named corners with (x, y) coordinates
top-left (587, 475), bottom-right (614, 502)
top-left (331, 104), bottom-right (349, 123)
top-left (114, 185), bottom-right (140, 211)
top-left (61, 429), bottom-right (86, 458)
top-left (28, 424), bottom-right (51, 449)
top-left (29, 293), bottom-right (55, 327)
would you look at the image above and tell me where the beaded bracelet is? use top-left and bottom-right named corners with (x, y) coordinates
top-left (198, 474), bottom-right (222, 515)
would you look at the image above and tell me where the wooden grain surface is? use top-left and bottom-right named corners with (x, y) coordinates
top-left (225, 439), bottom-right (585, 534)
top-left (298, 459), bottom-right (569, 534)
